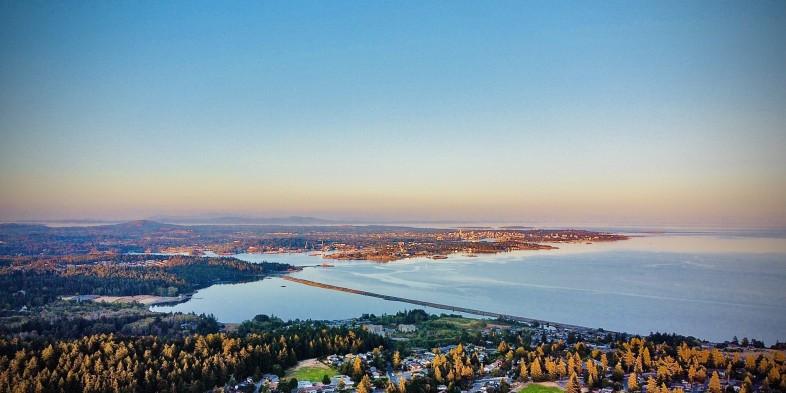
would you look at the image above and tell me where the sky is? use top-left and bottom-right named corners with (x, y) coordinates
top-left (1, 1), bottom-right (785, 227)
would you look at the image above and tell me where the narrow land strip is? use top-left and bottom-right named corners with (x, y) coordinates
top-left (281, 276), bottom-right (615, 334)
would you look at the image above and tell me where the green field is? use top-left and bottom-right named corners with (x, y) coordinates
top-left (285, 363), bottom-right (338, 382)
top-left (407, 316), bottom-right (491, 347)
top-left (518, 384), bottom-right (563, 393)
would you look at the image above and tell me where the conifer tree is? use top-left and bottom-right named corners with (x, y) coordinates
top-left (519, 362), bottom-right (529, 382)
top-left (565, 372), bottom-right (581, 393)
top-left (708, 371), bottom-right (722, 393)
top-left (613, 362), bottom-right (625, 382)
top-left (353, 357), bottom-right (364, 379)
top-left (393, 351), bottom-right (401, 370)
top-left (628, 372), bottom-right (639, 392)
top-left (646, 376), bottom-right (658, 393)
top-left (642, 347), bottom-right (652, 370)
top-left (530, 359), bottom-right (543, 382)
top-left (357, 376), bottom-right (373, 393)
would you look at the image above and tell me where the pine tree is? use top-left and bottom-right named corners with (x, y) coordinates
top-left (709, 371), bottom-right (722, 393)
top-left (353, 357), bottom-right (364, 379)
top-left (628, 372), bottom-right (639, 392)
top-left (625, 350), bottom-right (636, 371)
top-left (530, 359), bottom-right (543, 381)
top-left (519, 362), bottom-right (529, 382)
top-left (767, 367), bottom-right (780, 386)
top-left (357, 375), bottom-right (373, 393)
top-left (646, 376), bottom-right (658, 393)
top-left (565, 372), bottom-right (581, 393)
top-left (642, 347), bottom-right (652, 369)
top-left (393, 351), bottom-right (401, 370)
top-left (613, 362), bottom-right (625, 382)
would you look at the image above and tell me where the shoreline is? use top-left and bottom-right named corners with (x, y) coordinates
top-left (281, 276), bottom-right (618, 335)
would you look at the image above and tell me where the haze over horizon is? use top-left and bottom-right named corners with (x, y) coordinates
top-left (2, 1), bottom-right (786, 227)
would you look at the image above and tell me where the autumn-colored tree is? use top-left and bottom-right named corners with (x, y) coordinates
top-left (357, 375), bottom-right (373, 393)
top-left (530, 358), bottom-right (544, 381)
top-left (696, 367), bottom-right (707, 383)
top-left (353, 356), bottom-right (364, 379)
top-left (745, 355), bottom-right (757, 371)
top-left (767, 366), bottom-right (781, 386)
top-left (587, 359), bottom-right (598, 382)
top-left (628, 372), bottom-right (639, 391)
top-left (613, 362), bottom-right (625, 382)
top-left (519, 362), bottom-right (529, 381)
top-left (625, 349), bottom-right (636, 371)
top-left (547, 358), bottom-right (558, 379)
top-left (708, 371), bottom-right (722, 393)
top-left (565, 372), bottom-right (581, 393)
top-left (642, 347), bottom-right (652, 370)
top-left (393, 351), bottom-right (401, 370)
top-left (646, 376), bottom-right (658, 393)
top-left (434, 365), bottom-right (443, 383)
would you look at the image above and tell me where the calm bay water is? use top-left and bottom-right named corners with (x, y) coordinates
top-left (153, 233), bottom-right (786, 344)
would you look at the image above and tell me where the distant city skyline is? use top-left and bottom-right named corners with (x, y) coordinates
top-left (2, 1), bottom-right (785, 227)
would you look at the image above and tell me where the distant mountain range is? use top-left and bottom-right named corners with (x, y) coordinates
top-left (147, 215), bottom-right (339, 225)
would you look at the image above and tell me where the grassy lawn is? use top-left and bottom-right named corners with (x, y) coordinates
top-left (518, 384), bottom-right (564, 393)
top-left (434, 317), bottom-right (487, 329)
top-left (407, 316), bottom-right (489, 347)
top-left (285, 363), bottom-right (338, 382)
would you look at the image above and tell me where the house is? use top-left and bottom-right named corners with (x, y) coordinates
top-left (398, 324), bottom-right (417, 333)
top-left (331, 375), bottom-right (354, 387)
top-left (363, 324), bottom-right (386, 336)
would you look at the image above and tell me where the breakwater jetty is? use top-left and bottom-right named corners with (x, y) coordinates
top-left (282, 276), bottom-right (614, 334)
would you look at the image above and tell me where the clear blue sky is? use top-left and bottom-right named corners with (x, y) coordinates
top-left (1, 1), bottom-right (785, 226)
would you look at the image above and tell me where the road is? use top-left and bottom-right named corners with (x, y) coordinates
top-left (281, 276), bottom-right (615, 333)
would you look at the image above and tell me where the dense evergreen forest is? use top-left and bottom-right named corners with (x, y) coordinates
top-left (0, 255), bottom-right (291, 309)
top-left (2, 320), bottom-right (785, 393)
top-left (0, 319), bottom-right (386, 393)
top-left (0, 301), bottom-right (220, 339)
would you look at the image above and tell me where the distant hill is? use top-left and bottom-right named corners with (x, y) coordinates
top-left (148, 215), bottom-right (338, 225)
top-left (0, 223), bottom-right (51, 234)
top-left (100, 220), bottom-right (183, 232)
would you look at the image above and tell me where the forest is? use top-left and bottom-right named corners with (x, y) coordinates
top-left (0, 319), bottom-right (386, 393)
top-left (0, 255), bottom-right (291, 309)
top-left (0, 301), bottom-right (220, 339)
top-left (2, 319), bottom-right (785, 393)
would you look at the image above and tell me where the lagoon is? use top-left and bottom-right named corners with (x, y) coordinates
top-left (153, 232), bottom-right (786, 344)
